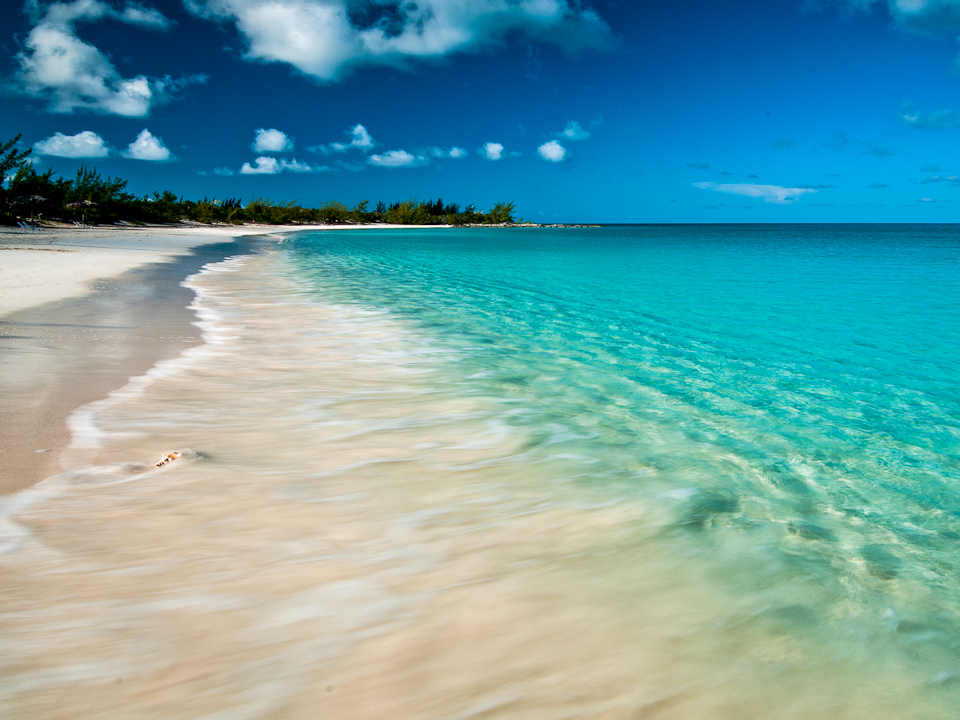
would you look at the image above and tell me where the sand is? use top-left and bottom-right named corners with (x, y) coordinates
top-left (0, 223), bottom-right (366, 495)
top-left (0, 224), bottom-right (321, 316)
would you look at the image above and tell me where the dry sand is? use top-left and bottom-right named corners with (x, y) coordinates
top-left (0, 223), bottom-right (322, 315)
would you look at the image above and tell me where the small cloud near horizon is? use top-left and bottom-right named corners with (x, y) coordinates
top-left (868, 182), bottom-right (890, 188)
top-left (694, 182), bottom-right (817, 204)
top-left (920, 164), bottom-right (943, 172)
top-left (770, 139), bottom-right (794, 149)
top-left (686, 163), bottom-right (709, 170)
top-left (240, 156), bottom-right (329, 174)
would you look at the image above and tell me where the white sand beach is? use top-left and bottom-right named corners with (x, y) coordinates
top-left (0, 224), bottom-right (333, 316)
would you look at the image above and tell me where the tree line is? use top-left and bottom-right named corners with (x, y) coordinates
top-left (0, 134), bottom-right (517, 227)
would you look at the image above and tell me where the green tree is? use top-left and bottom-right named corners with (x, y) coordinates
top-left (485, 201), bottom-right (516, 224)
top-left (0, 134), bottom-right (32, 178)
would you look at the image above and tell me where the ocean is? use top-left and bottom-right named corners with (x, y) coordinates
top-left (3, 224), bottom-right (960, 718)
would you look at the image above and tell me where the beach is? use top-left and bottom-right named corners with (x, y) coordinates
top-left (1, 224), bottom-right (959, 718)
top-left (0, 223), bottom-right (398, 495)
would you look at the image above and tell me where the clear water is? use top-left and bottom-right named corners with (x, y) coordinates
top-left (3, 224), bottom-right (960, 718)
top-left (287, 225), bottom-right (960, 564)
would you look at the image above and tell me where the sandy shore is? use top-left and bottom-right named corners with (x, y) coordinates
top-left (0, 223), bottom-right (373, 495)
top-left (0, 223), bottom-right (337, 316)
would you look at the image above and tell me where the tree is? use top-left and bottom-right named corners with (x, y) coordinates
top-left (486, 201), bottom-right (516, 224)
top-left (0, 134), bottom-right (32, 178)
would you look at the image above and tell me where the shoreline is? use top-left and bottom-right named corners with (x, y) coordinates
top-left (0, 220), bottom-right (600, 495)
top-left (0, 223), bottom-right (374, 495)
top-left (0, 223), bottom-right (394, 316)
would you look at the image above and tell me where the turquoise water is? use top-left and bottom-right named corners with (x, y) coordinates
top-left (286, 223), bottom-right (960, 688)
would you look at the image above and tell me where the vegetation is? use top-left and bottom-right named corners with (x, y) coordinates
top-left (1, 136), bottom-right (518, 227)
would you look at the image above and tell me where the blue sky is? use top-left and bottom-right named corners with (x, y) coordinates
top-left (4, 0), bottom-right (960, 222)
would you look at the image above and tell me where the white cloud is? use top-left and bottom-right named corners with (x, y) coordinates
top-left (240, 156), bottom-right (280, 174)
top-left (279, 157), bottom-right (328, 172)
top-left (252, 127), bottom-right (293, 152)
top-left (239, 155), bottom-right (328, 173)
top-left (118, 4), bottom-right (171, 27)
top-left (559, 120), bottom-right (590, 140)
top-left (122, 128), bottom-right (172, 160)
top-left (537, 139), bottom-right (568, 162)
top-left (693, 182), bottom-right (817, 204)
top-left (183, 0), bottom-right (617, 81)
top-left (213, 166), bottom-right (234, 175)
top-left (14, 0), bottom-right (204, 116)
top-left (368, 150), bottom-right (426, 167)
top-left (430, 146), bottom-right (468, 158)
top-left (33, 130), bottom-right (110, 157)
top-left (312, 123), bottom-right (375, 153)
top-left (480, 142), bottom-right (504, 160)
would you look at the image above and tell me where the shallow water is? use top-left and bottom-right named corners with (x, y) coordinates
top-left (2, 225), bottom-right (960, 718)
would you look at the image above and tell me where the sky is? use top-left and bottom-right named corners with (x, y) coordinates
top-left (5, 0), bottom-right (960, 222)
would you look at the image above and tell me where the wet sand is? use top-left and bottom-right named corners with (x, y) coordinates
top-left (0, 236), bottom-right (273, 493)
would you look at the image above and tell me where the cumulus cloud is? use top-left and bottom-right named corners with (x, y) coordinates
top-left (252, 128), bottom-right (294, 152)
top-left (122, 128), bottom-right (172, 160)
top-left (13, 0), bottom-right (205, 116)
top-left (312, 124), bottom-right (375, 153)
top-left (558, 120), bottom-right (590, 140)
top-left (240, 156), bottom-right (328, 173)
top-left (537, 139), bottom-right (568, 162)
top-left (480, 142), bottom-right (504, 160)
top-left (368, 149), bottom-right (426, 167)
top-left (240, 156), bottom-right (280, 174)
top-left (213, 166), bottom-right (234, 175)
top-left (693, 182), bottom-right (818, 204)
top-left (33, 130), bottom-right (110, 157)
top-left (897, 101), bottom-right (959, 128)
top-left (184, 0), bottom-right (617, 81)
